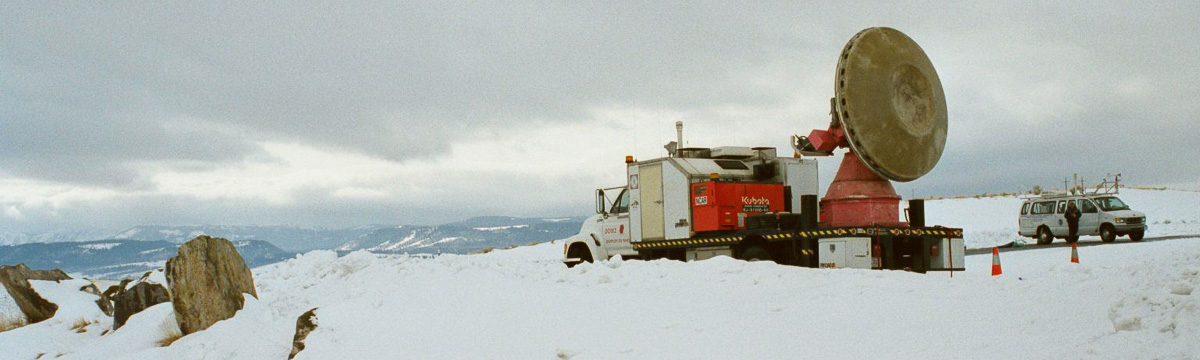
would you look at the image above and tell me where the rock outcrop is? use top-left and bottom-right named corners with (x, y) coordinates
top-left (112, 281), bottom-right (171, 330)
top-left (0, 264), bottom-right (71, 324)
top-left (289, 308), bottom-right (319, 359)
top-left (165, 235), bottom-right (257, 335)
top-left (80, 282), bottom-right (114, 316)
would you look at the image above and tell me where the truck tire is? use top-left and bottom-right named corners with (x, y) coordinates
top-left (738, 246), bottom-right (773, 263)
top-left (1129, 230), bottom-right (1144, 242)
top-left (565, 243), bottom-right (593, 268)
top-left (1100, 225), bottom-right (1116, 243)
top-left (1036, 227), bottom-right (1053, 245)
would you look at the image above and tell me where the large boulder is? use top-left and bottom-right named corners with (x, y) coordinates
top-left (165, 236), bottom-right (257, 335)
top-left (0, 264), bottom-right (71, 324)
top-left (289, 308), bottom-right (319, 359)
top-left (112, 281), bottom-right (171, 330)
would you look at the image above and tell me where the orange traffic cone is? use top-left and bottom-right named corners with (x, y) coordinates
top-left (991, 247), bottom-right (1002, 276)
top-left (1070, 243), bottom-right (1079, 263)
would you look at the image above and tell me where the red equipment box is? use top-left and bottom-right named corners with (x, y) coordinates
top-left (691, 181), bottom-right (785, 232)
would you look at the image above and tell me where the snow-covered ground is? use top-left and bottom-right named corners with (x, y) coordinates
top-left (0, 188), bottom-right (1197, 359)
top-left (0, 283), bottom-right (22, 328)
top-left (925, 188), bottom-right (1200, 249)
top-left (1, 237), bottom-right (1198, 359)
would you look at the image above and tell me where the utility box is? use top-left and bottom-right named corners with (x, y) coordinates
top-left (928, 238), bottom-right (965, 270)
top-left (818, 237), bottom-right (872, 269)
top-left (686, 246), bottom-right (734, 261)
top-left (691, 182), bottom-right (785, 232)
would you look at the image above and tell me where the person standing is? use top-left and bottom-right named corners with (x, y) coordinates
top-left (1065, 201), bottom-right (1081, 243)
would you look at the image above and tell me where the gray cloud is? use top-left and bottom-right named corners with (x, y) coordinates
top-left (1, 1), bottom-right (1198, 231)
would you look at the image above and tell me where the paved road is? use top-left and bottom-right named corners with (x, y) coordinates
top-left (964, 234), bottom-right (1200, 256)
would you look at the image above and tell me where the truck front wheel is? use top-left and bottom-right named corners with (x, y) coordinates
top-left (565, 243), bottom-right (594, 268)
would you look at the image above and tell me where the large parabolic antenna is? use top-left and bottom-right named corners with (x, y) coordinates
top-left (795, 27), bottom-right (948, 227)
top-left (836, 27), bottom-right (947, 182)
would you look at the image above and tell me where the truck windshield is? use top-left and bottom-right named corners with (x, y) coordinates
top-left (609, 189), bottom-right (629, 214)
top-left (1093, 196), bottom-right (1129, 211)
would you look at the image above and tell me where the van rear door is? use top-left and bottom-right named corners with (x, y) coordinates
top-left (1019, 202), bottom-right (1033, 236)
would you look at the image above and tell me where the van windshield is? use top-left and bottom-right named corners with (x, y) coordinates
top-left (1093, 196), bottom-right (1129, 211)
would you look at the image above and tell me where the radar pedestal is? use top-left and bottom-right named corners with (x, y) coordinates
top-left (821, 151), bottom-right (902, 227)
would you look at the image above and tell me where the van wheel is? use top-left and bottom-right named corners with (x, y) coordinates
top-left (1129, 230), bottom-right (1144, 242)
top-left (1036, 227), bottom-right (1053, 245)
top-left (1100, 225), bottom-right (1116, 242)
top-left (738, 246), bottom-right (773, 262)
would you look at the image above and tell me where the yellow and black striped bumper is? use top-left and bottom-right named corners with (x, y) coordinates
top-left (630, 227), bottom-right (963, 251)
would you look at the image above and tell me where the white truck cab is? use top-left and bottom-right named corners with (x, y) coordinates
top-left (1018, 194), bottom-right (1146, 244)
top-left (563, 186), bottom-right (637, 267)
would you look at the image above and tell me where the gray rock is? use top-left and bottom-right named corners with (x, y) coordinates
top-left (80, 282), bottom-right (114, 316)
top-left (112, 281), bottom-right (171, 330)
top-left (289, 308), bottom-right (318, 359)
top-left (165, 235), bottom-right (258, 335)
top-left (0, 264), bottom-right (71, 324)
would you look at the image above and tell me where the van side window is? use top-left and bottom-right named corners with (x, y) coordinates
top-left (1056, 200), bottom-right (1067, 214)
top-left (1033, 201), bottom-right (1055, 214)
top-left (1021, 203), bottom-right (1029, 215)
top-left (1080, 200), bottom-right (1098, 213)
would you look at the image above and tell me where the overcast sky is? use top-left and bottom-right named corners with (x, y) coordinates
top-left (2, 1), bottom-right (1197, 233)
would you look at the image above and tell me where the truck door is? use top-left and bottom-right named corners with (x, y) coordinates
top-left (1077, 199), bottom-right (1100, 235)
top-left (600, 189), bottom-right (635, 257)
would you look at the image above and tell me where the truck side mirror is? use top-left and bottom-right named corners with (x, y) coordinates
top-left (595, 189), bottom-right (607, 215)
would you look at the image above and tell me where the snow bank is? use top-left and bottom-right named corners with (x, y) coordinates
top-left (285, 240), bottom-right (1200, 359)
top-left (0, 278), bottom-right (111, 359)
top-left (0, 283), bottom-right (23, 326)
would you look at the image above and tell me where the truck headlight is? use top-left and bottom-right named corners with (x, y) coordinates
top-left (1115, 218), bottom-right (1125, 224)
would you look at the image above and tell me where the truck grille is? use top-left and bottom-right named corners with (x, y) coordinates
top-left (1126, 217), bottom-right (1143, 224)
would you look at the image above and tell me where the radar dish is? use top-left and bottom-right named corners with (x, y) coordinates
top-left (835, 27), bottom-right (947, 182)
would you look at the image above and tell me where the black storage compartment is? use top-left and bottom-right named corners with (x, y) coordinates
top-left (746, 213), bottom-right (803, 231)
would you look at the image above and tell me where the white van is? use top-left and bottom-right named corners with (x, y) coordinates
top-left (1018, 194), bottom-right (1146, 244)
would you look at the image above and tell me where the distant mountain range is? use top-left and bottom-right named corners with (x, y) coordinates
top-left (334, 216), bottom-right (583, 254)
top-left (108, 225), bottom-right (384, 252)
top-left (0, 216), bottom-right (585, 279)
top-left (0, 239), bottom-right (292, 280)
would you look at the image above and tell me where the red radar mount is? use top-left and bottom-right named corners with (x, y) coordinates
top-left (805, 128), bottom-right (903, 228)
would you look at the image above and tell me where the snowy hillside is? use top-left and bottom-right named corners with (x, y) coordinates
top-left (924, 188), bottom-right (1200, 249)
top-left (2, 217), bottom-right (585, 255)
top-left (111, 225), bottom-right (384, 253)
top-left (333, 217), bottom-right (584, 254)
top-left (0, 229), bottom-right (117, 247)
top-left (2, 238), bottom-right (1198, 359)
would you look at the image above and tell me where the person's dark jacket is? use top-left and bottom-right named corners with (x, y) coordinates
top-left (1065, 205), bottom-right (1081, 224)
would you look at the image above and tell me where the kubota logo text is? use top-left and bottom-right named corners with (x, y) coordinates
top-left (742, 197), bottom-right (770, 205)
